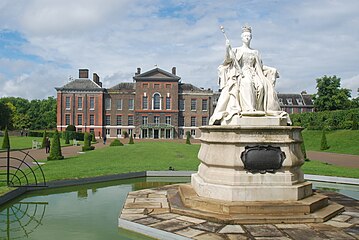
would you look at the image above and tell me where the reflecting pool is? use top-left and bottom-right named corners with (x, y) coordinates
top-left (0, 177), bottom-right (358, 239)
top-left (0, 177), bottom-right (189, 240)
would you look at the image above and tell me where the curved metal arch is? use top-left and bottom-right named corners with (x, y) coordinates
top-left (0, 148), bottom-right (47, 187)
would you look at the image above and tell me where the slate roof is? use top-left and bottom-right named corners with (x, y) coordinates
top-left (179, 83), bottom-right (213, 93)
top-left (109, 82), bottom-right (135, 90)
top-left (56, 79), bottom-right (103, 91)
top-left (277, 93), bottom-right (314, 106)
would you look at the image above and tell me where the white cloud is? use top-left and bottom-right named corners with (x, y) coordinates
top-left (0, 0), bottom-right (358, 99)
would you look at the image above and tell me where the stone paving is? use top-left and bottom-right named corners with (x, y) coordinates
top-left (119, 186), bottom-right (359, 240)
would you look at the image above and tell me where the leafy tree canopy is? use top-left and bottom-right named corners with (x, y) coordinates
top-left (313, 75), bottom-right (351, 111)
top-left (0, 96), bottom-right (56, 130)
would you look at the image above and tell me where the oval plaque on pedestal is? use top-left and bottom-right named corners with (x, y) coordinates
top-left (240, 145), bottom-right (286, 173)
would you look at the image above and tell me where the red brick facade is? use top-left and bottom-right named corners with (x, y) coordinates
top-left (56, 68), bottom-right (213, 139)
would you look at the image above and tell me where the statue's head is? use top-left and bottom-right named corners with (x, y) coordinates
top-left (241, 25), bottom-right (252, 44)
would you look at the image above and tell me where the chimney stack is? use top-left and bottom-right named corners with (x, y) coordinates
top-left (79, 69), bottom-right (89, 78)
top-left (172, 67), bottom-right (176, 75)
top-left (135, 67), bottom-right (141, 75)
top-left (92, 73), bottom-right (102, 87)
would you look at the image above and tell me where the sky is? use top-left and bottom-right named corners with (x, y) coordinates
top-left (0, 0), bottom-right (358, 100)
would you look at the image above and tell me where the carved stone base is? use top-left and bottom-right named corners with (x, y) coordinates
top-left (193, 125), bottom-right (310, 201)
top-left (192, 173), bottom-right (312, 201)
top-left (167, 184), bottom-right (344, 224)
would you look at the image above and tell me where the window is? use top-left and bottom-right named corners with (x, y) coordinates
top-left (179, 116), bottom-right (184, 126)
top-left (90, 97), bottom-right (95, 110)
top-left (143, 83), bottom-right (148, 88)
top-left (191, 117), bottom-right (196, 127)
top-left (142, 96), bottom-right (148, 110)
top-left (179, 129), bottom-right (184, 137)
top-left (202, 99), bottom-right (208, 111)
top-left (153, 93), bottom-right (161, 110)
top-left (287, 98), bottom-right (293, 105)
top-left (90, 128), bottom-right (94, 134)
top-left (191, 99), bottom-right (197, 111)
top-left (202, 116), bottom-right (208, 126)
top-left (191, 129), bottom-right (196, 136)
top-left (129, 99), bottom-right (134, 110)
top-left (105, 98), bottom-right (111, 110)
top-left (77, 97), bottom-right (83, 109)
top-left (105, 115), bottom-right (111, 125)
top-left (65, 114), bottom-right (70, 125)
top-left (77, 114), bottom-right (83, 125)
top-left (116, 99), bottom-right (122, 110)
top-left (179, 99), bottom-right (185, 111)
top-left (166, 84), bottom-right (171, 89)
top-left (128, 115), bottom-right (134, 125)
top-left (278, 98), bottom-right (283, 105)
top-left (154, 84), bottom-right (160, 88)
top-left (166, 97), bottom-right (171, 110)
top-left (117, 129), bottom-right (122, 136)
top-left (65, 97), bottom-right (71, 109)
top-left (77, 128), bottom-right (82, 133)
top-left (116, 115), bottom-right (122, 125)
top-left (154, 116), bottom-right (160, 125)
top-left (165, 116), bottom-right (171, 125)
top-left (90, 115), bottom-right (94, 125)
top-left (296, 98), bottom-right (304, 105)
top-left (142, 116), bottom-right (148, 125)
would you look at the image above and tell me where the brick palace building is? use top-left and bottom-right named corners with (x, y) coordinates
top-left (56, 67), bottom-right (313, 139)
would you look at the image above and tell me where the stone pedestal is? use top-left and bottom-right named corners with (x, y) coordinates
top-left (191, 124), bottom-right (312, 201)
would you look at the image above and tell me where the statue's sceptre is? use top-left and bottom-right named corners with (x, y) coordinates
top-left (219, 26), bottom-right (243, 77)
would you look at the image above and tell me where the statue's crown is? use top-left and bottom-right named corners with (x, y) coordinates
top-left (242, 25), bottom-right (252, 33)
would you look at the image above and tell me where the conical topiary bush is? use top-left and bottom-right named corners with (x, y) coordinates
top-left (2, 127), bottom-right (10, 149)
top-left (320, 130), bottom-right (330, 150)
top-left (47, 130), bottom-right (64, 160)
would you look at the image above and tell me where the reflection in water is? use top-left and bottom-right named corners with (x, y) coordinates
top-left (0, 201), bottom-right (47, 239)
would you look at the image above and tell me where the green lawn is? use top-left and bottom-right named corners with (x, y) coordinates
top-left (302, 129), bottom-right (359, 155)
top-left (302, 160), bottom-right (359, 178)
top-left (40, 141), bottom-right (200, 182)
top-left (0, 136), bottom-right (78, 150)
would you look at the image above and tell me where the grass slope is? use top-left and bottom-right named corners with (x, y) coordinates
top-left (302, 130), bottom-right (359, 155)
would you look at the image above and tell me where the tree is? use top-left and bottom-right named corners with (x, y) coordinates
top-left (47, 130), bottom-right (64, 160)
top-left (129, 134), bottom-right (134, 144)
top-left (0, 102), bottom-right (11, 130)
top-left (1, 128), bottom-right (10, 149)
top-left (91, 133), bottom-right (96, 143)
top-left (82, 132), bottom-right (94, 151)
top-left (41, 130), bottom-right (47, 148)
top-left (186, 131), bottom-right (191, 145)
top-left (320, 130), bottom-right (330, 150)
top-left (352, 114), bottom-right (358, 130)
top-left (313, 75), bottom-right (351, 111)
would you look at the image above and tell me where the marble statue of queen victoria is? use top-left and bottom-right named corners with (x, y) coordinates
top-left (209, 25), bottom-right (290, 125)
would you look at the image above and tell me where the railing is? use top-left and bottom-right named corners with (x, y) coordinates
top-left (0, 148), bottom-right (47, 188)
top-left (140, 123), bottom-right (174, 129)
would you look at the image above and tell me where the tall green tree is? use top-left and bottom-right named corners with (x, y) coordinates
top-left (1, 128), bottom-right (10, 149)
top-left (48, 130), bottom-right (64, 160)
top-left (313, 75), bottom-right (351, 111)
top-left (0, 102), bottom-right (11, 130)
top-left (320, 130), bottom-right (330, 150)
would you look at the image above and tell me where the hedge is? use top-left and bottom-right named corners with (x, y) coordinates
top-left (290, 108), bottom-right (359, 130)
top-left (28, 130), bottom-right (85, 140)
